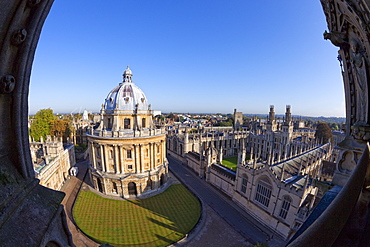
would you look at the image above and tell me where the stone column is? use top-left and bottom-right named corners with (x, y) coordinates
top-left (119, 145), bottom-right (124, 174)
top-left (149, 143), bottom-right (153, 170)
top-left (91, 142), bottom-right (96, 169)
top-left (134, 144), bottom-right (139, 173)
top-left (114, 144), bottom-right (119, 174)
top-left (104, 145), bottom-right (110, 173)
top-left (100, 145), bottom-right (106, 172)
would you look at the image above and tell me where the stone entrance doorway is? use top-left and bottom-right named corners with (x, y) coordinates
top-left (128, 182), bottom-right (137, 196)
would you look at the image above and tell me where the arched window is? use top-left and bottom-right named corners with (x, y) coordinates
top-left (112, 181), bottom-right (118, 193)
top-left (279, 195), bottom-right (292, 219)
top-left (124, 118), bottom-right (130, 129)
top-left (146, 178), bottom-right (152, 190)
top-left (160, 174), bottom-right (166, 186)
top-left (241, 174), bottom-right (248, 194)
top-left (97, 178), bottom-right (103, 193)
top-left (255, 176), bottom-right (272, 208)
top-left (142, 118), bottom-right (146, 128)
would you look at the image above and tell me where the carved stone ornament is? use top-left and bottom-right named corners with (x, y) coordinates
top-left (0, 75), bottom-right (15, 93)
top-left (323, 30), bottom-right (349, 48)
top-left (11, 29), bottom-right (27, 46)
top-left (27, 0), bottom-right (41, 7)
top-left (351, 121), bottom-right (370, 141)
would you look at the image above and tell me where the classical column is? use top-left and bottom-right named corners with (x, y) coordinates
top-left (100, 145), bottom-right (106, 172)
top-left (114, 144), bottom-right (119, 174)
top-left (162, 140), bottom-right (165, 165)
top-left (119, 145), bottom-right (124, 174)
top-left (104, 145), bottom-right (110, 173)
top-left (134, 144), bottom-right (139, 173)
top-left (149, 143), bottom-right (153, 170)
top-left (91, 142), bottom-right (96, 169)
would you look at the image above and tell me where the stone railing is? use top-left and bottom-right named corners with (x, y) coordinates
top-left (287, 144), bottom-right (370, 246)
top-left (89, 128), bottom-right (166, 138)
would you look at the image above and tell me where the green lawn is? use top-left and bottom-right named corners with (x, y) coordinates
top-left (73, 184), bottom-right (201, 247)
top-left (222, 156), bottom-right (238, 171)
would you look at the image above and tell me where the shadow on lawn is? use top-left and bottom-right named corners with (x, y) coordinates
top-left (147, 217), bottom-right (178, 232)
top-left (124, 184), bottom-right (201, 235)
top-left (74, 182), bottom-right (200, 246)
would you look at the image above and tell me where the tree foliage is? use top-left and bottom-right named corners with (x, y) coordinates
top-left (29, 109), bottom-right (56, 142)
top-left (315, 122), bottom-right (333, 144)
top-left (50, 119), bottom-right (72, 142)
top-left (214, 118), bottom-right (233, 127)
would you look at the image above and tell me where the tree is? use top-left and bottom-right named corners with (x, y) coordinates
top-left (50, 119), bottom-right (72, 142)
top-left (29, 108), bottom-right (56, 142)
top-left (315, 122), bottom-right (333, 144)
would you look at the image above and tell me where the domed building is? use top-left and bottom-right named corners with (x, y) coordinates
top-left (87, 67), bottom-right (168, 198)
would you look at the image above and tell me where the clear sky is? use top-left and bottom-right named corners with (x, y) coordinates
top-left (29, 0), bottom-right (345, 117)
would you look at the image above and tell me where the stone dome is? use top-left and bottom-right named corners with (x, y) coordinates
top-left (104, 67), bottom-right (150, 112)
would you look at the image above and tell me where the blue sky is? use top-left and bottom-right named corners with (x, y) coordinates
top-left (30, 0), bottom-right (344, 117)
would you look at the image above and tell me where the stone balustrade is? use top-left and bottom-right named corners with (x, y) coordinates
top-left (89, 128), bottom-right (166, 138)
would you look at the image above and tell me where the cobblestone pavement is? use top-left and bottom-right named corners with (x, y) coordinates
top-left (61, 161), bottom-right (99, 247)
top-left (182, 204), bottom-right (253, 247)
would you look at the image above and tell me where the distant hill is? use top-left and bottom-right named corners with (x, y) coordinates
top-left (243, 114), bottom-right (345, 124)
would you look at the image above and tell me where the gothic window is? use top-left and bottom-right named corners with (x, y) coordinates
top-left (173, 138), bottom-right (178, 153)
top-left (255, 177), bottom-right (272, 208)
top-left (241, 174), bottom-right (248, 194)
top-left (142, 118), bottom-right (146, 128)
top-left (127, 149), bottom-right (132, 159)
top-left (279, 196), bottom-right (292, 219)
top-left (124, 118), bottom-right (130, 129)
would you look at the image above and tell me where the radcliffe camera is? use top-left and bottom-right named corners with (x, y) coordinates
top-left (1, 1), bottom-right (369, 247)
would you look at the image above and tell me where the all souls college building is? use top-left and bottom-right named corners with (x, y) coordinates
top-left (87, 67), bottom-right (168, 198)
top-left (167, 106), bottom-right (332, 239)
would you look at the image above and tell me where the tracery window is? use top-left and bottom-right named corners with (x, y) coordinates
top-left (279, 196), bottom-right (292, 219)
top-left (241, 174), bottom-right (248, 194)
top-left (255, 177), bottom-right (272, 208)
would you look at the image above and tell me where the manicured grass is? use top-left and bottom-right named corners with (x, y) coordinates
top-left (73, 184), bottom-right (201, 247)
top-left (222, 156), bottom-right (238, 171)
